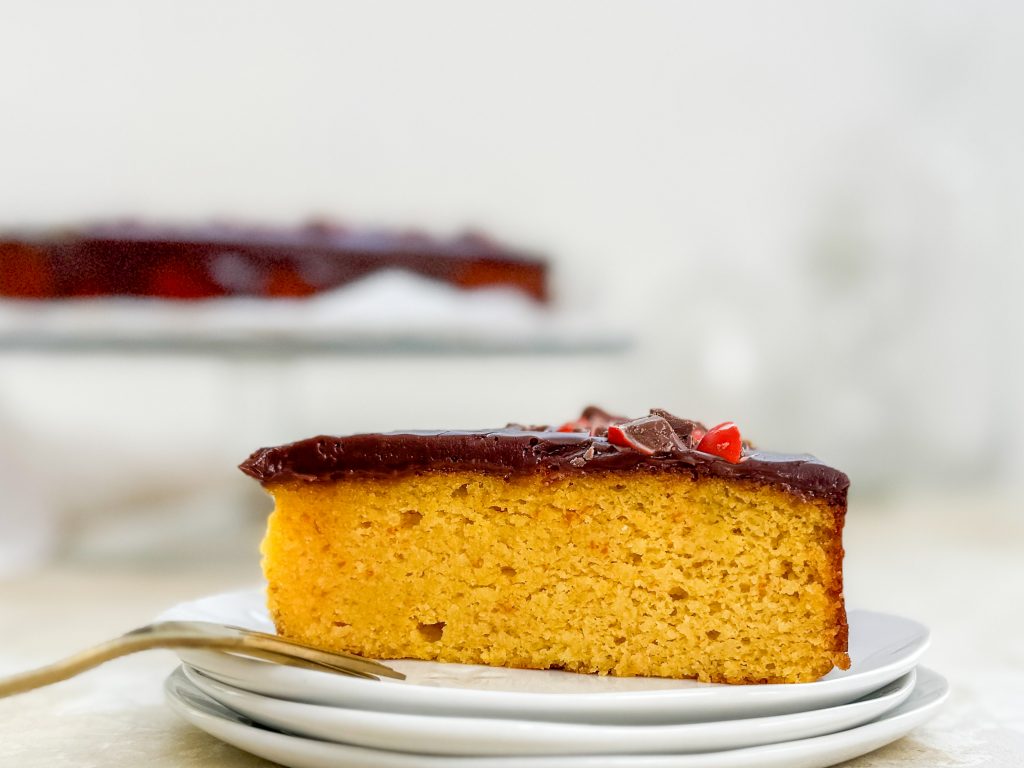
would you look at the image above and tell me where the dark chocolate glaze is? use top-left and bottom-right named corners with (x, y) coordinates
top-left (240, 428), bottom-right (849, 506)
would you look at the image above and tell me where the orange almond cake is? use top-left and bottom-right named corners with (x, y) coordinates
top-left (240, 407), bottom-right (850, 684)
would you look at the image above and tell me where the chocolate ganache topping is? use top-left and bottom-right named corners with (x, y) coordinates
top-left (240, 407), bottom-right (849, 505)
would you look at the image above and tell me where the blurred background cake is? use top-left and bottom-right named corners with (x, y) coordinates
top-left (0, 221), bottom-right (548, 302)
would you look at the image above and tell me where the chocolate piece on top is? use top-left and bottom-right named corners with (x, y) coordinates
top-left (650, 408), bottom-right (706, 449)
top-left (579, 405), bottom-right (627, 437)
top-left (608, 415), bottom-right (683, 455)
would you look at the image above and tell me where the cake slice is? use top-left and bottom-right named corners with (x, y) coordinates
top-left (240, 408), bottom-right (850, 684)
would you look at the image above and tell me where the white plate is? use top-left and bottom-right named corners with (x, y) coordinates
top-left (165, 666), bottom-right (949, 768)
top-left (181, 664), bottom-right (916, 757)
top-left (158, 588), bottom-right (930, 725)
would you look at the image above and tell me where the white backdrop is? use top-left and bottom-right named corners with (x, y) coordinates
top-left (1, 1), bottom-right (1021, 518)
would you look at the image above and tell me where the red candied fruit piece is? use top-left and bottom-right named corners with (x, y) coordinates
top-left (696, 422), bottom-right (743, 463)
top-left (556, 419), bottom-right (588, 433)
top-left (606, 424), bottom-right (632, 448)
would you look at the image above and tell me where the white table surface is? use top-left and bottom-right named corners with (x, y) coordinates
top-left (1, 493), bottom-right (1022, 767)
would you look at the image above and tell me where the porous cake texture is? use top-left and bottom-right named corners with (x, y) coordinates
top-left (243, 408), bottom-right (850, 684)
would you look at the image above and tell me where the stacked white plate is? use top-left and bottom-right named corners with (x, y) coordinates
top-left (160, 589), bottom-right (947, 768)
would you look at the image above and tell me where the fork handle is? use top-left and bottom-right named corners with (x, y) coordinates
top-left (0, 634), bottom-right (173, 698)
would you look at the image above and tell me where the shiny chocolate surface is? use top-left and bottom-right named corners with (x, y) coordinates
top-left (240, 409), bottom-right (849, 505)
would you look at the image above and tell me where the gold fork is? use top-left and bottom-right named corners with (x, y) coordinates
top-left (0, 621), bottom-right (404, 698)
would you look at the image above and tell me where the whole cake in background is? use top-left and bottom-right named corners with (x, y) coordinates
top-left (0, 221), bottom-right (548, 303)
top-left (241, 407), bottom-right (849, 685)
